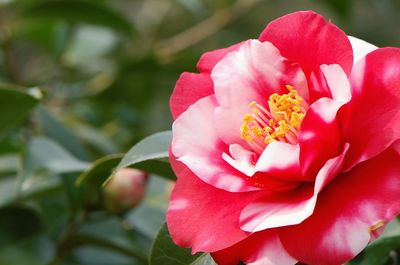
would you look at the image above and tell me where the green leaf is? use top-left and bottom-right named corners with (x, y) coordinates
top-left (116, 131), bottom-right (175, 181)
top-left (23, 0), bottom-right (134, 34)
top-left (348, 235), bottom-right (400, 265)
top-left (77, 217), bottom-right (151, 263)
top-left (0, 154), bottom-right (19, 177)
top-left (0, 176), bottom-right (17, 206)
top-left (149, 223), bottom-right (216, 265)
top-left (73, 154), bottom-right (124, 210)
top-left (0, 235), bottom-right (54, 265)
top-left (73, 122), bottom-right (120, 155)
top-left (76, 153), bottom-right (123, 187)
top-left (63, 233), bottom-right (148, 263)
top-left (0, 88), bottom-right (39, 135)
top-left (0, 206), bottom-right (43, 248)
top-left (22, 137), bottom-right (90, 180)
top-left (35, 107), bottom-right (90, 160)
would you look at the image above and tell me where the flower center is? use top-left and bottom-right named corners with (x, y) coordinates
top-left (240, 85), bottom-right (308, 153)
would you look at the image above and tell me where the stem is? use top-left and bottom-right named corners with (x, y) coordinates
top-left (1, 37), bottom-right (20, 83)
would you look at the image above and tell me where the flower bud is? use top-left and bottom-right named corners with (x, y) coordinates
top-left (103, 168), bottom-right (148, 214)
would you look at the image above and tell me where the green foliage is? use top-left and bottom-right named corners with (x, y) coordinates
top-left (0, 0), bottom-right (398, 264)
top-left (0, 206), bottom-right (43, 246)
top-left (0, 88), bottom-right (39, 135)
top-left (23, 0), bottom-right (134, 34)
top-left (150, 223), bottom-right (216, 265)
top-left (117, 131), bottom-right (175, 180)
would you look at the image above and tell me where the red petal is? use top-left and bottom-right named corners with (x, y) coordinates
top-left (196, 41), bottom-right (244, 74)
top-left (259, 11), bottom-right (353, 78)
top-left (212, 230), bottom-right (297, 265)
top-left (280, 147), bottom-right (400, 265)
top-left (299, 97), bottom-right (343, 177)
top-left (341, 48), bottom-right (400, 170)
top-left (170, 72), bottom-right (214, 120)
top-left (166, 157), bottom-right (262, 253)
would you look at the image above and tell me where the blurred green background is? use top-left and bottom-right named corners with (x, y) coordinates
top-left (0, 0), bottom-right (400, 264)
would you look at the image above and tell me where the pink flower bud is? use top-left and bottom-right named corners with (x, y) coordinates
top-left (103, 168), bottom-right (148, 214)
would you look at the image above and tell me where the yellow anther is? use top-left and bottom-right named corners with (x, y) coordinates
top-left (274, 120), bottom-right (290, 137)
top-left (292, 106), bottom-right (301, 112)
top-left (240, 85), bottom-right (307, 151)
top-left (286, 85), bottom-right (294, 91)
top-left (251, 126), bottom-right (263, 137)
top-left (263, 126), bottom-right (273, 134)
top-left (252, 108), bottom-right (260, 116)
top-left (264, 134), bottom-right (276, 144)
top-left (369, 220), bottom-right (385, 233)
top-left (240, 124), bottom-right (252, 141)
top-left (268, 119), bottom-right (276, 127)
top-left (242, 114), bottom-right (254, 123)
top-left (248, 101), bottom-right (257, 108)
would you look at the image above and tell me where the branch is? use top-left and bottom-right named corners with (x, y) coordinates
top-left (154, 0), bottom-right (263, 60)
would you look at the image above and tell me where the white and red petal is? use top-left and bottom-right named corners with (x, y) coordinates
top-left (299, 97), bottom-right (343, 178)
top-left (319, 64), bottom-right (352, 103)
top-left (254, 141), bottom-right (303, 181)
top-left (279, 147), bottom-right (400, 265)
top-left (340, 48), bottom-right (400, 170)
top-left (212, 230), bottom-right (297, 265)
top-left (171, 95), bottom-right (257, 192)
top-left (212, 39), bottom-right (308, 109)
top-left (259, 11), bottom-right (353, 79)
top-left (307, 63), bottom-right (352, 119)
top-left (212, 39), bottom-right (308, 145)
top-left (167, 157), bottom-right (263, 253)
top-left (348, 36), bottom-right (377, 66)
top-left (196, 41), bottom-right (244, 74)
top-left (239, 144), bottom-right (348, 232)
top-left (223, 142), bottom-right (301, 179)
top-left (170, 72), bottom-right (214, 120)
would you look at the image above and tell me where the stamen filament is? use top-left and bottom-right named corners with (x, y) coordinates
top-left (240, 85), bottom-right (308, 153)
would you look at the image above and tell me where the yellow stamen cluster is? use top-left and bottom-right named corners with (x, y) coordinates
top-left (240, 85), bottom-right (307, 152)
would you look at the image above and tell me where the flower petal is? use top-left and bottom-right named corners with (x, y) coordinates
top-left (212, 39), bottom-right (307, 145)
top-left (223, 142), bottom-right (304, 192)
top-left (308, 64), bottom-right (352, 111)
top-left (240, 144), bottom-right (348, 232)
top-left (280, 147), bottom-right (400, 265)
top-left (259, 11), bottom-right (353, 78)
top-left (171, 95), bottom-right (257, 192)
top-left (212, 230), bottom-right (297, 265)
top-left (167, 157), bottom-right (262, 253)
top-left (197, 41), bottom-right (244, 74)
top-left (348, 36), bottom-right (377, 66)
top-left (340, 48), bottom-right (400, 170)
top-left (170, 72), bottom-right (214, 120)
top-left (320, 64), bottom-right (352, 103)
top-left (240, 184), bottom-right (313, 232)
top-left (212, 39), bottom-right (308, 109)
top-left (299, 97), bottom-right (343, 177)
top-left (255, 141), bottom-right (303, 181)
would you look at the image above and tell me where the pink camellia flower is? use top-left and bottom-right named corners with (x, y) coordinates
top-left (167, 11), bottom-right (400, 265)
